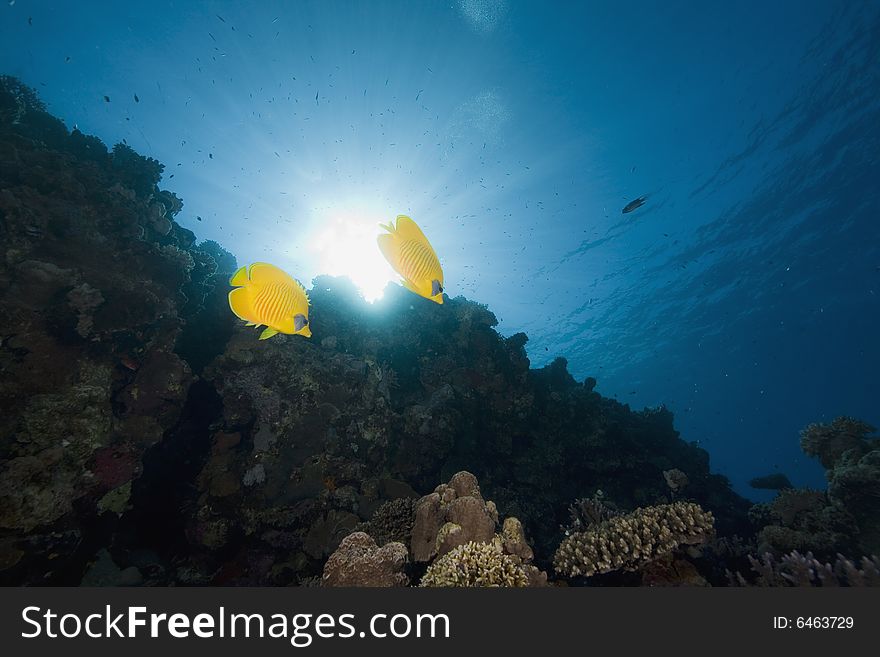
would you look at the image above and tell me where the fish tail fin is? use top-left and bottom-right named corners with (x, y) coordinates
top-left (229, 266), bottom-right (249, 287)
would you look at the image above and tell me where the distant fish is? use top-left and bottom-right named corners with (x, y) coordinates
top-left (228, 262), bottom-right (311, 340)
top-left (748, 473), bottom-right (793, 490)
top-left (377, 215), bottom-right (445, 304)
top-left (134, 93), bottom-right (139, 103)
top-left (103, 95), bottom-right (110, 103)
top-left (622, 196), bottom-right (646, 214)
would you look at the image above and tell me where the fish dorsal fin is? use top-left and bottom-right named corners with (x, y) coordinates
top-left (248, 262), bottom-right (296, 287)
top-left (393, 215), bottom-right (428, 243)
top-left (293, 276), bottom-right (310, 307)
top-left (377, 233), bottom-right (403, 272)
top-left (229, 266), bottom-right (249, 287)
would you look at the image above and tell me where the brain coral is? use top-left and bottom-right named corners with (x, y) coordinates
top-left (420, 540), bottom-right (529, 587)
top-left (553, 501), bottom-right (714, 578)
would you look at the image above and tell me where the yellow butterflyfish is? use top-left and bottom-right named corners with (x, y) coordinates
top-left (377, 215), bottom-right (445, 304)
top-left (228, 262), bottom-right (311, 340)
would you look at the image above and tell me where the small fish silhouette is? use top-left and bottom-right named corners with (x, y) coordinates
top-left (622, 196), bottom-right (647, 214)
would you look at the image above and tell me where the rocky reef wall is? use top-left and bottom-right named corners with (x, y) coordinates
top-left (0, 77), bottom-right (765, 585)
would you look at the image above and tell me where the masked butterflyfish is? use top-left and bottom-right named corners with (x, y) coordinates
top-left (377, 214), bottom-right (445, 304)
top-left (228, 262), bottom-right (311, 340)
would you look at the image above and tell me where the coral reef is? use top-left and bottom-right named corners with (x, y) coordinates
top-left (355, 497), bottom-right (417, 546)
top-left (553, 502), bottom-right (715, 578)
top-left (321, 532), bottom-right (408, 587)
top-left (746, 417), bottom-right (879, 562)
top-left (800, 417), bottom-right (880, 555)
top-left (411, 471), bottom-right (498, 562)
top-left (663, 468), bottom-right (689, 494)
top-left (800, 417), bottom-right (874, 470)
top-left (0, 77), bottom-right (236, 584)
top-left (729, 551), bottom-right (880, 587)
top-left (420, 540), bottom-right (528, 587)
top-left (750, 489), bottom-right (857, 559)
top-left (0, 79), bottom-right (757, 586)
top-left (562, 493), bottom-right (621, 534)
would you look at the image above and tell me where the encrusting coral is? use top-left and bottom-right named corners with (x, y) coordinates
top-left (553, 501), bottom-right (715, 578)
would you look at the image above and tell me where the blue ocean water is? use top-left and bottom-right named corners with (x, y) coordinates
top-left (1, 0), bottom-right (877, 500)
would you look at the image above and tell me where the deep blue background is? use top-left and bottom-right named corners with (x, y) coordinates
top-left (2, 0), bottom-right (878, 499)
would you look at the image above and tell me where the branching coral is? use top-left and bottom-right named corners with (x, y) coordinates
top-left (553, 501), bottom-right (714, 578)
top-left (729, 551), bottom-right (880, 587)
top-left (420, 540), bottom-right (528, 587)
top-left (562, 493), bottom-right (621, 534)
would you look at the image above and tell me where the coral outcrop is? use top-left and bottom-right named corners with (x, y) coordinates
top-left (411, 471), bottom-right (498, 562)
top-left (747, 417), bottom-right (879, 562)
top-left (750, 489), bottom-right (857, 559)
top-left (321, 532), bottom-right (408, 587)
top-left (553, 501), bottom-right (715, 578)
top-left (800, 417), bottom-right (880, 555)
top-left (0, 76), bottom-right (235, 584)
